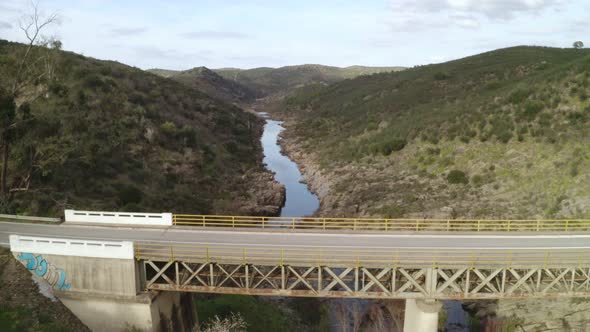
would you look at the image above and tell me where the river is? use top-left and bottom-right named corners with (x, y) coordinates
top-left (257, 112), bottom-right (469, 331)
top-left (258, 113), bottom-right (319, 217)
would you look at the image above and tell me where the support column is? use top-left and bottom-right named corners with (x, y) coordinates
top-left (403, 299), bottom-right (442, 332)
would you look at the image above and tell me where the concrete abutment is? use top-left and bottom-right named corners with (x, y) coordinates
top-left (9, 235), bottom-right (196, 331)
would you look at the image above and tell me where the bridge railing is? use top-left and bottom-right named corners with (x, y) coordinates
top-left (135, 242), bottom-right (590, 268)
top-left (172, 214), bottom-right (590, 232)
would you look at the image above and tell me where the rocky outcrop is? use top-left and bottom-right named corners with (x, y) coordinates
top-left (236, 171), bottom-right (286, 216)
top-left (463, 298), bottom-right (590, 331)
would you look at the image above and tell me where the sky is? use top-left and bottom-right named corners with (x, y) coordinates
top-left (0, 0), bottom-right (588, 70)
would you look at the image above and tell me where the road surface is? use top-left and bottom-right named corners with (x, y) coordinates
top-left (2, 222), bottom-right (590, 267)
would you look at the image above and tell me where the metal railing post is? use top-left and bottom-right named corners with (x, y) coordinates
top-left (232, 216), bottom-right (235, 228)
top-left (323, 218), bottom-right (326, 230)
top-left (173, 214), bottom-right (176, 225)
top-left (477, 220), bottom-right (481, 232)
top-left (566, 220), bottom-right (570, 231)
top-left (354, 219), bottom-right (357, 231)
top-left (202, 215), bottom-right (205, 227)
top-left (262, 217), bottom-right (265, 229)
top-left (135, 243), bottom-right (140, 260)
top-left (292, 218), bottom-right (295, 229)
top-left (536, 219), bottom-right (540, 232)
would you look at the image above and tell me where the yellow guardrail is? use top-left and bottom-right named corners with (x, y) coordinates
top-left (135, 242), bottom-right (590, 268)
top-left (172, 214), bottom-right (590, 232)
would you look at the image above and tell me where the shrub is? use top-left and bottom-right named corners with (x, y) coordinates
top-left (118, 185), bottom-right (142, 205)
top-left (508, 88), bottom-right (532, 105)
top-left (381, 138), bottom-right (407, 155)
top-left (160, 121), bottom-right (177, 136)
top-left (369, 138), bottom-right (407, 156)
top-left (447, 170), bottom-right (469, 184)
top-left (178, 125), bottom-right (197, 146)
top-left (434, 71), bottom-right (451, 80)
top-left (472, 174), bottom-right (484, 186)
top-left (522, 101), bottom-right (543, 120)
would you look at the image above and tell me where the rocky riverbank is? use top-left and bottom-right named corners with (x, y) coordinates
top-left (235, 170), bottom-right (286, 216)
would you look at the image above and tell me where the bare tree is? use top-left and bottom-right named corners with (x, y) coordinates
top-left (1, 1), bottom-right (60, 198)
top-left (12, 1), bottom-right (60, 98)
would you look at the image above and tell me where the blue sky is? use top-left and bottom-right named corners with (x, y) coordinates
top-left (0, 0), bottom-right (589, 70)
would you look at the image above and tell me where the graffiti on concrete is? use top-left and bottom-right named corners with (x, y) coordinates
top-left (16, 253), bottom-right (71, 290)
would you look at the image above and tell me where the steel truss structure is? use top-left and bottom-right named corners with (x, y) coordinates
top-left (142, 260), bottom-right (590, 299)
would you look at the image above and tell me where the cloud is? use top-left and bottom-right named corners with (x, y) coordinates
top-left (0, 21), bottom-right (12, 30)
top-left (133, 45), bottom-right (212, 61)
top-left (450, 14), bottom-right (480, 28)
top-left (388, 0), bottom-right (567, 32)
top-left (108, 27), bottom-right (147, 36)
top-left (181, 30), bottom-right (250, 40)
top-left (391, 0), bottom-right (566, 20)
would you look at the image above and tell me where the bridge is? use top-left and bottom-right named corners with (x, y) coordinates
top-left (3, 210), bottom-right (590, 331)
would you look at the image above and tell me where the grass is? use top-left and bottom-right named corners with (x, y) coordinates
top-left (287, 46), bottom-right (590, 163)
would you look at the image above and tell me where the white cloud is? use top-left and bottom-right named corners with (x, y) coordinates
top-left (181, 30), bottom-right (250, 40)
top-left (0, 21), bottom-right (12, 29)
top-left (391, 0), bottom-right (566, 19)
top-left (388, 0), bottom-right (568, 32)
top-left (108, 27), bottom-right (147, 37)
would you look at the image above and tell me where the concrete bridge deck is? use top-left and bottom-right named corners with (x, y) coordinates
top-left (5, 212), bottom-right (590, 331)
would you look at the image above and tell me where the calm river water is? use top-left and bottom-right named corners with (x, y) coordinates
top-left (257, 113), bottom-right (468, 331)
top-left (258, 113), bottom-right (319, 217)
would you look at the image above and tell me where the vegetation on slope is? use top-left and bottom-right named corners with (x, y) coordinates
top-left (215, 64), bottom-right (404, 97)
top-left (196, 295), bottom-right (329, 332)
top-left (0, 39), bottom-right (272, 216)
top-left (283, 46), bottom-right (590, 219)
top-left (148, 67), bottom-right (257, 105)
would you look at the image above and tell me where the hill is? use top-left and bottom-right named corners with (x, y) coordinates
top-left (0, 39), bottom-right (282, 216)
top-left (214, 64), bottom-right (404, 97)
top-left (282, 46), bottom-right (590, 219)
top-left (148, 67), bottom-right (257, 104)
top-left (145, 68), bottom-right (179, 78)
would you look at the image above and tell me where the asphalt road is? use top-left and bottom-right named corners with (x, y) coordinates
top-left (3, 222), bottom-right (590, 267)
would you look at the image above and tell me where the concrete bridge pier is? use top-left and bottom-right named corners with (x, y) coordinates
top-left (57, 290), bottom-right (196, 332)
top-left (403, 299), bottom-right (442, 332)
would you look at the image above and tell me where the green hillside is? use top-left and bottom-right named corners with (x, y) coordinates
top-left (145, 68), bottom-right (179, 78)
top-left (0, 39), bottom-right (273, 216)
top-left (283, 46), bottom-right (590, 219)
top-left (151, 66), bottom-right (257, 104)
top-left (215, 64), bottom-right (404, 97)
